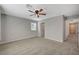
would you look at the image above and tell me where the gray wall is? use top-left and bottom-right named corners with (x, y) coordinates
top-left (44, 15), bottom-right (65, 42)
top-left (65, 20), bottom-right (70, 40)
top-left (0, 12), bottom-right (1, 40)
top-left (0, 14), bottom-right (38, 44)
top-left (37, 22), bottom-right (41, 37)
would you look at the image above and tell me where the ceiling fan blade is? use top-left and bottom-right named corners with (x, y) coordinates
top-left (30, 14), bottom-right (35, 16)
top-left (28, 10), bottom-right (34, 13)
top-left (39, 13), bottom-right (46, 15)
top-left (39, 9), bottom-right (43, 12)
top-left (26, 4), bottom-right (36, 11)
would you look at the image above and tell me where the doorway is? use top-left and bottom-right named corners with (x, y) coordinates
top-left (69, 22), bottom-right (79, 47)
top-left (65, 20), bottom-right (79, 47)
top-left (69, 23), bottom-right (77, 34)
top-left (68, 22), bottom-right (77, 40)
top-left (40, 23), bottom-right (45, 37)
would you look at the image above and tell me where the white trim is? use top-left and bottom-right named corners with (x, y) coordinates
top-left (0, 36), bottom-right (37, 44)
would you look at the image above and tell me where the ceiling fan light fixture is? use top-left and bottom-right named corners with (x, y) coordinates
top-left (26, 5), bottom-right (46, 18)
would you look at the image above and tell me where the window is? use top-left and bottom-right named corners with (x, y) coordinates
top-left (31, 22), bottom-right (37, 31)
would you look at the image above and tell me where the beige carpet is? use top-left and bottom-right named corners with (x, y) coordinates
top-left (0, 37), bottom-right (79, 55)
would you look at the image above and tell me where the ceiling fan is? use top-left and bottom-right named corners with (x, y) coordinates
top-left (26, 4), bottom-right (46, 18)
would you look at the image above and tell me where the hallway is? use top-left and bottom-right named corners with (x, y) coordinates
top-left (66, 34), bottom-right (79, 48)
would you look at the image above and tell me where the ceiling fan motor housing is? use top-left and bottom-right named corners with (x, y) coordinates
top-left (35, 10), bottom-right (39, 14)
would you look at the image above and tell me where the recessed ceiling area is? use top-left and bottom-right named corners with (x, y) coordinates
top-left (0, 4), bottom-right (79, 21)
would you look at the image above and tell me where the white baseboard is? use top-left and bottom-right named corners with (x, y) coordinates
top-left (45, 37), bottom-right (63, 43)
top-left (0, 36), bottom-right (38, 45)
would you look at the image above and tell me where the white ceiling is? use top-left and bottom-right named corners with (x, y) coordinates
top-left (0, 4), bottom-right (79, 21)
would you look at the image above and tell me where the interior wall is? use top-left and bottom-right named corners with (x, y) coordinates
top-left (65, 20), bottom-right (69, 40)
top-left (44, 15), bottom-right (65, 42)
top-left (0, 14), bottom-right (38, 44)
top-left (37, 22), bottom-right (41, 37)
top-left (77, 23), bottom-right (79, 46)
top-left (0, 11), bottom-right (1, 41)
top-left (77, 22), bottom-right (79, 33)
